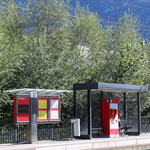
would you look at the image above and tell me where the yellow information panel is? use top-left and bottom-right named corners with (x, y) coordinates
top-left (38, 110), bottom-right (47, 120)
top-left (38, 99), bottom-right (47, 109)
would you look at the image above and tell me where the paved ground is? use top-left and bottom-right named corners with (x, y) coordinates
top-left (1, 134), bottom-right (150, 150)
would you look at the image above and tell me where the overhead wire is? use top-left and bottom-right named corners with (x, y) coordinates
top-left (99, 17), bottom-right (150, 32)
top-left (106, 0), bottom-right (150, 11)
top-left (136, 0), bottom-right (150, 4)
top-left (0, 1), bottom-right (150, 32)
top-left (85, 6), bottom-right (150, 31)
top-left (105, 0), bottom-right (150, 30)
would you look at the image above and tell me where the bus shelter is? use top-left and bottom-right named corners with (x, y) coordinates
top-left (73, 82), bottom-right (148, 139)
top-left (5, 88), bottom-right (72, 143)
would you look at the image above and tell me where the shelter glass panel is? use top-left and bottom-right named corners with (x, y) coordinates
top-left (126, 93), bottom-right (138, 133)
top-left (76, 90), bottom-right (88, 136)
top-left (92, 92), bottom-right (101, 129)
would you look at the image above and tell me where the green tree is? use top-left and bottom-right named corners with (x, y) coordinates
top-left (0, 0), bottom-right (149, 122)
top-left (103, 12), bottom-right (148, 85)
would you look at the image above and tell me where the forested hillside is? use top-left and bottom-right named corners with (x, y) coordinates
top-left (71, 0), bottom-right (150, 38)
top-left (0, 0), bottom-right (150, 122)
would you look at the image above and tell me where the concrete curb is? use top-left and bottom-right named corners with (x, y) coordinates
top-left (1, 134), bottom-right (150, 150)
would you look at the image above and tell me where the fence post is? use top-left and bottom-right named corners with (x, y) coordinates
top-left (52, 128), bottom-right (54, 140)
top-left (14, 128), bottom-right (17, 143)
top-left (137, 92), bottom-right (141, 135)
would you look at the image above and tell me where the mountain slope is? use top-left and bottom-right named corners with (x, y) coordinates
top-left (15, 0), bottom-right (150, 38)
top-left (71, 0), bottom-right (150, 38)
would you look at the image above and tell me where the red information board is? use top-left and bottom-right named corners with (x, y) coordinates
top-left (17, 97), bottom-right (30, 122)
top-left (14, 96), bottom-right (61, 123)
top-left (50, 98), bottom-right (60, 121)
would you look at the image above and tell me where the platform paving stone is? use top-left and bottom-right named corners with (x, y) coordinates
top-left (1, 134), bottom-right (150, 150)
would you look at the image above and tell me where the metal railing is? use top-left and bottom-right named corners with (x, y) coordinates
top-left (0, 123), bottom-right (71, 144)
top-left (0, 116), bottom-right (150, 144)
top-left (38, 124), bottom-right (71, 141)
top-left (0, 124), bottom-right (26, 143)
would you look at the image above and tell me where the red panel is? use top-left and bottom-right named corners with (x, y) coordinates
top-left (18, 114), bottom-right (29, 121)
top-left (110, 129), bottom-right (119, 134)
top-left (102, 99), bottom-right (110, 136)
top-left (110, 99), bottom-right (119, 104)
top-left (14, 96), bottom-right (16, 123)
top-left (18, 97), bottom-right (29, 105)
top-left (17, 97), bottom-right (29, 122)
top-left (50, 98), bottom-right (60, 121)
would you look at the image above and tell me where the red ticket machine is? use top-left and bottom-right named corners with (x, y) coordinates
top-left (14, 96), bottom-right (30, 123)
top-left (102, 99), bottom-right (119, 137)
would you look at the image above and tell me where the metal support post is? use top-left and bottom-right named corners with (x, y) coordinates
top-left (30, 97), bottom-right (38, 142)
top-left (26, 93), bottom-right (38, 143)
top-left (87, 89), bottom-right (92, 139)
top-left (100, 92), bottom-right (103, 128)
top-left (137, 92), bottom-right (141, 135)
top-left (124, 93), bottom-right (127, 120)
top-left (74, 90), bottom-right (77, 119)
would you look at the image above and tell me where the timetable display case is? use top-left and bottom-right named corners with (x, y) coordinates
top-left (14, 96), bottom-right (60, 123)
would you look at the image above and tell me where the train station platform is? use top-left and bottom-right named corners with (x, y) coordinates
top-left (1, 134), bottom-right (150, 150)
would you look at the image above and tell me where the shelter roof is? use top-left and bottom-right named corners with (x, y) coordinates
top-left (73, 82), bottom-right (148, 92)
top-left (5, 88), bottom-right (73, 96)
